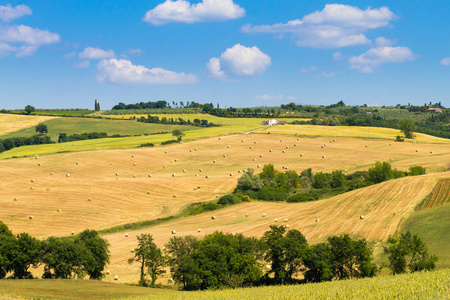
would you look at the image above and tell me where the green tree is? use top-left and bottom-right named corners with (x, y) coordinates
top-left (0, 221), bottom-right (17, 279)
top-left (399, 119), bottom-right (416, 139)
top-left (172, 129), bottom-right (185, 142)
top-left (313, 172), bottom-right (330, 189)
top-left (304, 243), bottom-right (333, 283)
top-left (35, 123), bottom-right (48, 134)
top-left (367, 161), bottom-right (392, 184)
top-left (409, 165), bottom-right (426, 176)
top-left (11, 233), bottom-right (41, 279)
top-left (128, 234), bottom-right (165, 286)
top-left (164, 235), bottom-right (199, 289)
top-left (384, 231), bottom-right (438, 274)
top-left (77, 229), bottom-right (110, 279)
top-left (24, 105), bottom-right (35, 114)
top-left (330, 170), bottom-right (346, 188)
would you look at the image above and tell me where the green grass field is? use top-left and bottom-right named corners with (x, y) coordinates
top-left (1, 117), bottom-right (194, 141)
top-left (400, 204), bottom-right (450, 268)
top-left (1, 269), bottom-right (448, 300)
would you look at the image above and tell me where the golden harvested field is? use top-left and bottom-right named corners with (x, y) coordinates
top-left (0, 113), bottom-right (56, 136)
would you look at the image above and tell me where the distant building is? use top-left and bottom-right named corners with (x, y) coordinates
top-left (427, 108), bottom-right (443, 113)
top-left (261, 119), bottom-right (287, 126)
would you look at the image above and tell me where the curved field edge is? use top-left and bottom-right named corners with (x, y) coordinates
top-left (400, 204), bottom-right (450, 268)
top-left (0, 113), bottom-right (56, 136)
top-left (125, 269), bottom-right (450, 300)
top-left (415, 179), bottom-right (450, 210)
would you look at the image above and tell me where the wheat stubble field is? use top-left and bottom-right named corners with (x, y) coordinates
top-left (0, 132), bottom-right (449, 283)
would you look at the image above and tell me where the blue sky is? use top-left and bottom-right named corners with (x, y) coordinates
top-left (0, 0), bottom-right (449, 109)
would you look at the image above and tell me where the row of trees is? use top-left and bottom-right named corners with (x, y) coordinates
top-left (233, 162), bottom-right (425, 204)
top-left (0, 135), bottom-right (52, 153)
top-left (0, 222), bottom-right (109, 280)
top-left (129, 226), bottom-right (437, 290)
top-left (112, 101), bottom-right (170, 110)
top-left (137, 115), bottom-right (216, 127)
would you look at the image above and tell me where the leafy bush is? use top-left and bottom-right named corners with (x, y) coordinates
top-left (161, 140), bottom-right (180, 145)
top-left (409, 165), bottom-right (426, 176)
top-left (287, 193), bottom-right (316, 203)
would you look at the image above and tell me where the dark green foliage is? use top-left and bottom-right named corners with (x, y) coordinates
top-left (330, 170), bottom-right (346, 188)
top-left (172, 129), bottom-right (185, 141)
top-left (384, 231), bottom-right (438, 274)
top-left (137, 114), bottom-right (217, 127)
top-left (161, 139), bottom-right (180, 145)
top-left (138, 143), bottom-right (154, 148)
top-left (24, 105), bottom-right (35, 114)
top-left (0, 135), bottom-right (53, 153)
top-left (236, 169), bottom-right (264, 191)
top-left (58, 132), bottom-right (108, 143)
top-left (0, 221), bottom-right (16, 279)
top-left (186, 232), bottom-right (262, 290)
top-left (368, 162), bottom-right (393, 184)
top-left (217, 194), bottom-right (239, 205)
top-left (327, 235), bottom-right (377, 280)
top-left (164, 236), bottom-right (199, 289)
top-left (409, 165), bottom-right (426, 176)
top-left (313, 172), bottom-right (331, 189)
top-left (399, 119), bottom-right (417, 139)
top-left (287, 193), bottom-right (317, 203)
top-left (396, 135), bottom-right (405, 142)
top-left (11, 233), bottom-right (41, 279)
top-left (35, 123), bottom-right (48, 134)
top-left (128, 234), bottom-right (165, 286)
top-left (303, 243), bottom-right (333, 283)
top-left (112, 101), bottom-right (169, 110)
top-left (78, 230), bottom-right (110, 279)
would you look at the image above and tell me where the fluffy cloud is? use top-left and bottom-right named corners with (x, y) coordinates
top-left (0, 42), bottom-right (16, 57)
top-left (348, 46), bottom-right (417, 73)
top-left (375, 36), bottom-right (395, 47)
top-left (79, 47), bottom-right (116, 60)
top-left (0, 24), bottom-right (60, 57)
top-left (96, 58), bottom-right (198, 85)
top-left (144, 0), bottom-right (245, 25)
top-left (207, 44), bottom-right (271, 80)
top-left (0, 4), bottom-right (32, 22)
top-left (440, 57), bottom-right (450, 66)
top-left (242, 4), bottom-right (396, 48)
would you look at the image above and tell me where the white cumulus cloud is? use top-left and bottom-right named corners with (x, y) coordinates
top-left (96, 58), bottom-right (198, 85)
top-left (207, 44), bottom-right (271, 80)
top-left (0, 24), bottom-right (60, 57)
top-left (375, 36), bottom-right (395, 47)
top-left (79, 47), bottom-right (116, 60)
top-left (440, 57), bottom-right (450, 66)
top-left (348, 46), bottom-right (417, 73)
top-left (242, 4), bottom-right (396, 48)
top-left (144, 0), bottom-right (245, 25)
top-left (0, 4), bottom-right (32, 22)
top-left (0, 42), bottom-right (16, 57)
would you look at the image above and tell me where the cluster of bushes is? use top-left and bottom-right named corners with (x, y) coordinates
top-left (0, 135), bottom-right (53, 153)
top-left (58, 132), bottom-right (108, 142)
top-left (130, 226), bottom-right (437, 290)
top-left (137, 115), bottom-right (217, 127)
top-left (234, 163), bottom-right (425, 203)
top-left (0, 222), bottom-right (109, 279)
top-left (112, 101), bottom-right (170, 110)
top-left (138, 143), bottom-right (154, 148)
top-left (161, 140), bottom-right (180, 145)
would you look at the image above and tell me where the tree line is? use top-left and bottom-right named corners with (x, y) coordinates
top-left (129, 226), bottom-right (437, 290)
top-left (137, 115), bottom-right (217, 127)
top-left (0, 222), bottom-right (109, 280)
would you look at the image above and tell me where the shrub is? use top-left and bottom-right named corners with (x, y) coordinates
top-left (409, 165), bottom-right (426, 176)
top-left (287, 193), bottom-right (315, 203)
top-left (217, 195), bottom-right (236, 205)
top-left (161, 140), bottom-right (180, 145)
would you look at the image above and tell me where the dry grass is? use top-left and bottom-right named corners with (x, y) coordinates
top-left (0, 113), bottom-right (56, 136)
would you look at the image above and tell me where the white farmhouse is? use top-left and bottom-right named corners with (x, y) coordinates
top-left (261, 119), bottom-right (279, 126)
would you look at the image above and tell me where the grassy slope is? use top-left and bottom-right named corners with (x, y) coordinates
top-left (400, 204), bottom-right (450, 268)
top-left (1, 117), bottom-right (193, 141)
top-left (0, 113), bottom-right (56, 136)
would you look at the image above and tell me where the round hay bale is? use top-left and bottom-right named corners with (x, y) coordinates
top-left (38, 163), bottom-right (41, 166)
top-left (162, 247), bottom-right (166, 251)
top-left (30, 187), bottom-right (34, 190)
top-left (66, 174), bottom-right (70, 177)
top-left (274, 218), bottom-right (278, 222)
top-left (257, 164), bottom-right (261, 168)
top-left (297, 138), bottom-right (300, 141)
top-left (322, 155), bottom-right (325, 158)
top-left (430, 150), bottom-right (433, 153)
top-left (260, 154), bottom-right (263, 157)
top-left (47, 188), bottom-right (51, 191)
top-left (183, 170), bottom-right (187, 173)
top-left (315, 218), bottom-right (319, 222)
top-left (31, 179), bottom-right (34, 183)
top-left (163, 165), bottom-right (166, 168)
top-left (125, 233), bottom-right (129, 237)
top-left (205, 175), bottom-right (209, 179)
top-left (133, 175), bottom-right (137, 178)
top-left (197, 228), bottom-right (201, 232)
top-left (294, 144), bottom-right (297, 147)
top-left (213, 160), bottom-right (216, 163)
top-left (175, 159), bottom-right (178, 162)
top-left (131, 249), bottom-right (134, 253)
top-left (29, 216), bottom-right (33, 220)
top-left (321, 145), bottom-right (324, 149)
top-left (35, 155), bottom-right (39, 159)
top-left (243, 169), bottom-right (247, 172)
top-left (262, 213), bottom-right (266, 217)
top-left (57, 209), bottom-right (61, 212)
top-left (133, 163), bottom-right (136, 166)
top-left (189, 149), bottom-right (192, 152)
top-left (280, 140), bottom-right (283, 142)
top-left (333, 139), bottom-right (336, 142)
top-left (249, 146), bottom-right (253, 149)
top-left (147, 191), bottom-right (151, 194)
top-left (253, 158), bottom-right (256, 161)
top-left (360, 215), bottom-right (365, 220)
top-left (269, 149), bottom-right (272, 152)
top-left (223, 154), bottom-right (226, 157)
top-left (71, 231), bottom-right (75, 235)
top-left (116, 178), bottom-right (119, 180)
top-left (416, 149), bottom-right (419, 152)
top-left (285, 224), bottom-right (290, 228)
top-left (195, 174), bottom-right (199, 177)
top-left (229, 173), bottom-right (233, 176)
top-left (282, 150), bottom-right (285, 153)
top-left (116, 173), bottom-right (119, 176)
top-left (211, 216), bottom-right (216, 220)
top-left (227, 146), bottom-right (230, 148)
top-left (13, 197), bottom-right (18, 201)
top-left (172, 173), bottom-right (176, 177)
top-left (114, 275), bottom-right (119, 281)
top-left (195, 148), bottom-right (198, 151)
top-left (254, 141), bottom-right (257, 144)
top-left (344, 169), bottom-right (348, 172)
top-left (245, 214), bottom-right (248, 217)
top-left (110, 162), bottom-right (113, 165)
top-left (198, 185), bottom-right (201, 189)
top-left (165, 151), bottom-right (168, 154)
top-left (106, 270), bottom-right (110, 275)
top-left (324, 144), bottom-right (327, 147)
top-left (365, 145), bottom-right (368, 148)
top-left (131, 155), bottom-right (134, 158)
top-left (168, 278), bottom-right (174, 283)
top-left (88, 198), bottom-right (92, 201)
top-left (50, 172), bottom-right (53, 175)
top-left (300, 154), bottom-right (303, 157)
top-left (241, 140), bottom-right (244, 142)
top-left (238, 170), bottom-right (242, 173)
top-left (389, 143), bottom-right (392, 146)
top-left (173, 194), bottom-right (177, 198)
top-left (148, 174), bottom-right (152, 177)
top-left (284, 218), bottom-right (288, 222)
top-left (199, 169), bottom-right (203, 172)
top-left (76, 162), bottom-right (79, 165)
top-left (218, 137), bottom-right (221, 140)
top-left (172, 230), bottom-right (176, 234)
top-left (286, 146), bottom-right (289, 149)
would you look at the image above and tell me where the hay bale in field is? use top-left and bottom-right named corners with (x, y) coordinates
top-left (71, 231), bottom-right (75, 235)
top-left (110, 162), bottom-right (113, 165)
top-left (218, 137), bottom-right (221, 140)
top-left (257, 164), bottom-right (261, 168)
top-left (50, 172), bottom-right (53, 175)
top-left (286, 146), bottom-right (289, 149)
top-left (238, 170), bottom-right (242, 173)
top-left (275, 218), bottom-right (278, 222)
top-left (114, 275), bottom-right (119, 280)
top-left (333, 139), bottom-right (336, 142)
top-left (280, 140), bottom-right (283, 142)
top-left (35, 155), bottom-right (39, 159)
top-left (262, 213), bottom-right (266, 217)
top-left (294, 144), bottom-right (297, 147)
top-left (324, 144), bottom-right (326, 147)
top-left (199, 168), bottom-right (203, 172)
top-left (205, 175), bottom-right (209, 178)
top-left (29, 216), bottom-right (33, 220)
top-left (76, 162), bottom-right (79, 165)
top-left (131, 249), bottom-right (134, 253)
top-left (195, 148), bottom-right (198, 151)
top-left (173, 194), bottom-right (177, 198)
top-left (282, 150), bottom-right (285, 153)
top-left (260, 154), bottom-right (263, 157)
top-left (195, 174), bottom-right (199, 177)
top-left (285, 224), bottom-right (290, 228)
top-left (253, 158), bottom-right (256, 161)
top-left (165, 151), bottom-right (168, 154)
top-left (297, 138), bottom-right (300, 141)
top-left (148, 174), bottom-right (152, 177)
top-left (163, 165), bottom-right (166, 168)
top-left (125, 233), bottom-right (129, 237)
top-left (365, 145), bottom-right (368, 148)
top-left (249, 146), bottom-right (253, 149)
top-left (430, 150), bottom-right (433, 153)
top-left (315, 218), bottom-right (319, 222)
top-left (197, 228), bottom-right (201, 232)
top-left (213, 160), bottom-right (216, 163)
top-left (389, 143), bottom-right (392, 146)
top-left (246, 214), bottom-right (248, 217)
top-left (131, 155), bottom-right (134, 158)
top-left (38, 163), bottom-right (41, 166)
top-left (183, 170), bottom-right (187, 173)
top-left (360, 215), bottom-right (365, 220)
top-left (106, 270), bottom-right (110, 275)
top-left (175, 159), bottom-right (178, 162)
top-left (57, 209), bottom-right (61, 212)
top-left (254, 141), bottom-right (257, 144)
top-left (198, 185), bottom-right (201, 189)
top-left (284, 218), bottom-right (288, 222)
top-left (133, 163), bottom-right (136, 166)
top-left (172, 173), bottom-right (176, 177)
top-left (300, 154), bottom-right (303, 157)
top-left (227, 146), bottom-right (230, 148)
top-left (172, 230), bottom-right (176, 234)
top-left (31, 179), bottom-right (34, 182)
top-left (321, 145), bottom-right (324, 149)
top-left (133, 175), bottom-right (137, 178)
top-left (30, 187), bottom-right (34, 190)
top-left (243, 169), bottom-right (247, 172)
top-left (223, 154), bottom-right (226, 157)
top-left (211, 216), bottom-right (216, 220)
top-left (116, 178), bottom-right (119, 180)
top-left (147, 191), bottom-right (151, 194)
top-left (88, 198), bottom-right (92, 201)
top-left (13, 197), bottom-right (18, 201)
top-left (189, 149), bottom-right (192, 152)
top-left (66, 174), bottom-right (70, 177)
top-left (162, 247), bottom-right (166, 251)
top-left (322, 155), bottom-right (325, 158)
top-left (116, 173), bottom-right (119, 176)
top-left (241, 140), bottom-right (244, 142)
top-left (416, 149), bottom-right (419, 152)
top-left (269, 149), bottom-right (272, 152)
top-left (229, 173), bottom-right (233, 176)
top-left (168, 278), bottom-right (174, 283)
